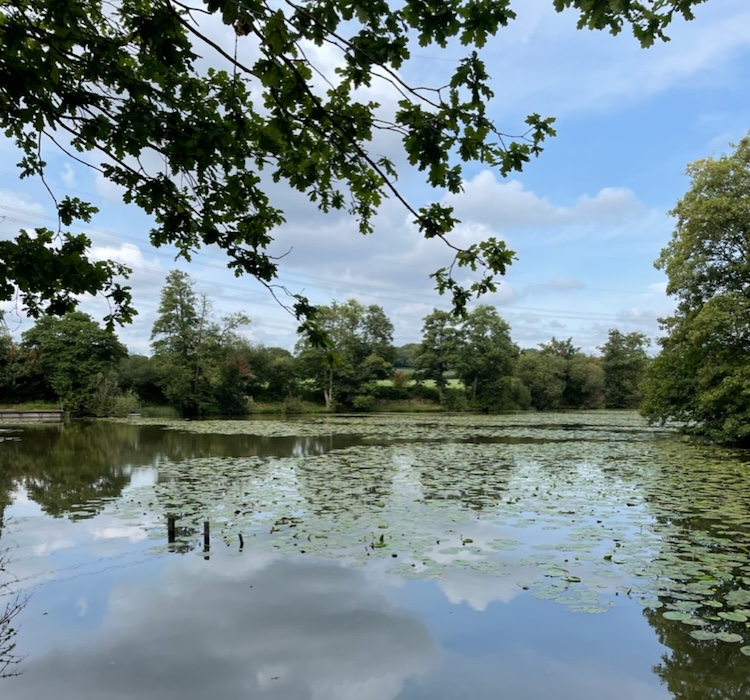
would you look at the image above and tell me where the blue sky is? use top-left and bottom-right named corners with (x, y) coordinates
top-left (1, 0), bottom-right (749, 355)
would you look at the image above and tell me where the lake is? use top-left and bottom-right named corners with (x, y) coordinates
top-left (1, 412), bottom-right (749, 698)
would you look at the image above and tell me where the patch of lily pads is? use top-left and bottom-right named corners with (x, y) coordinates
top-left (102, 411), bottom-right (750, 641)
top-left (123, 410), bottom-right (670, 443)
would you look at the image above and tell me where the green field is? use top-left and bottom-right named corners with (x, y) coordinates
top-left (376, 378), bottom-right (464, 389)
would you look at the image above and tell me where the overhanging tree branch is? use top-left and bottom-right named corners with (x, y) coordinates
top-left (0, 0), bottom-right (706, 333)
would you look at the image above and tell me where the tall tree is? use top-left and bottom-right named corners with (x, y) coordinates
top-left (539, 336), bottom-right (577, 407)
top-left (537, 337), bottom-right (605, 409)
top-left (117, 355), bottom-right (165, 405)
top-left (642, 135), bottom-right (750, 444)
top-left (151, 270), bottom-right (203, 360)
top-left (566, 354), bottom-right (606, 409)
top-left (539, 337), bottom-right (579, 360)
top-left (21, 312), bottom-right (127, 414)
top-left (454, 305), bottom-right (517, 407)
top-left (414, 310), bottom-right (459, 402)
top-left (295, 299), bottom-right (393, 408)
top-left (0, 323), bottom-right (44, 404)
top-left (0, 0), bottom-right (704, 326)
top-left (600, 329), bottom-right (650, 409)
top-left (258, 347), bottom-right (299, 401)
top-left (151, 270), bottom-right (250, 415)
top-left (515, 349), bottom-right (567, 411)
top-left (151, 270), bottom-right (211, 414)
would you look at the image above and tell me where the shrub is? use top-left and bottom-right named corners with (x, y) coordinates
top-left (441, 387), bottom-right (468, 411)
top-left (352, 394), bottom-right (375, 412)
top-left (370, 383), bottom-right (405, 401)
top-left (282, 397), bottom-right (305, 414)
top-left (391, 370), bottom-right (410, 397)
top-left (86, 371), bottom-right (137, 417)
top-left (111, 392), bottom-right (140, 417)
top-left (410, 383), bottom-right (440, 402)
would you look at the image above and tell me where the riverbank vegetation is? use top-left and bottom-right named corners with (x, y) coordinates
top-left (641, 136), bottom-right (750, 446)
top-left (0, 269), bottom-right (651, 418)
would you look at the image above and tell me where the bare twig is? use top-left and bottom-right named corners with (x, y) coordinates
top-left (0, 550), bottom-right (27, 678)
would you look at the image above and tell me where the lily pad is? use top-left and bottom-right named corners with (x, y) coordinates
top-left (716, 632), bottom-right (744, 643)
top-left (718, 611), bottom-right (748, 622)
top-left (662, 611), bottom-right (693, 621)
top-left (689, 630), bottom-right (717, 641)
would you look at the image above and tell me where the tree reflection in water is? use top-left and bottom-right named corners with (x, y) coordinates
top-left (645, 601), bottom-right (750, 700)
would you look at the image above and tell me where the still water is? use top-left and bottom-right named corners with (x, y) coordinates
top-left (0, 413), bottom-right (749, 698)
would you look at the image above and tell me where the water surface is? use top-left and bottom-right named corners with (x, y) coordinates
top-left (1, 413), bottom-right (748, 698)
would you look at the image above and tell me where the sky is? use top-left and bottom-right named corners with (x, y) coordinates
top-left (1, 0), bottom-right (749, 355)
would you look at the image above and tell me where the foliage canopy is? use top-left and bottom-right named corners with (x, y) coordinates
top-left (150, 270), bottom-right (252, 415)
top-left (295, 298), bottom-right (394, 408)
top-left (21, 311), bottom-right (128, 413)
top-left (642, 135), bottom-right (750, 445)
top-left (599, 329), bottom-right (649, 409)
top-left (0, 0), bottom-right (706, 329)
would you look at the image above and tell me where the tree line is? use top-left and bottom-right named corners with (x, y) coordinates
top-left (0, 269), bottom-right (651, 417)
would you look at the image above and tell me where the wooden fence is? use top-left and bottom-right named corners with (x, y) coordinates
top-left (0, 410), bottom-right (64, 423)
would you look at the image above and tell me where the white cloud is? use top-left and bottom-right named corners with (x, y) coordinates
top-left (90, 241), bottom-right (159, 270)
top-left (437, 567), bottom-right (537, 611)
top-left (75, 596), bottom-right (89, 617)
top-left (11, 556), bottom-right (438, 700)
top-left (90, 526), bottom-right (148, 543)
top-left (271, 171), bottom-right (648, 299)
top-left (445, 172), bottom-right (644, 234)
top-left (93, 170), bottom-right (126, 201)
top-left (61, 163), bottom-right (76, 188)
top-left (477, 0), bottom-right (750, 116)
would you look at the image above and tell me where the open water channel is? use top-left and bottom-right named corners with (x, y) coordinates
top-left (0, 412), bottom-right (749, 699)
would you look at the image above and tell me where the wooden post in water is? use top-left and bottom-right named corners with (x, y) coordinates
top-left (203, 521), bottom-right (210, 559)
top-left (167, 515), bottom-right (176, 544)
